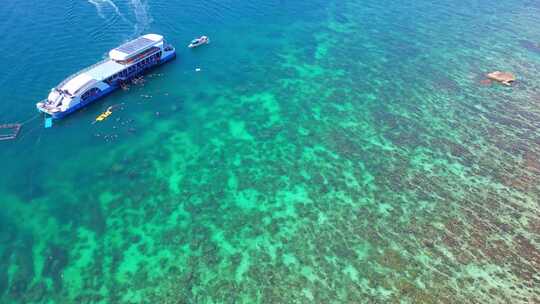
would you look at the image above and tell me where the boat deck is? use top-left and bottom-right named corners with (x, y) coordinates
top-left (57, 58), bottom-right (125, 88)
top-left (85, 60), bottom-right (126, 81)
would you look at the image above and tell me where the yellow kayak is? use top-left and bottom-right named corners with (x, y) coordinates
top-left (95, 107), bottom-right (113, 122)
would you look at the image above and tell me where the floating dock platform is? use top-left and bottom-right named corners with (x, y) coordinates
top-left (0, 124), bottom-right (22, 141)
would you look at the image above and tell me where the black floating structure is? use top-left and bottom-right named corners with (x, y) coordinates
top-left (0, 124), bottom-right (22, 141)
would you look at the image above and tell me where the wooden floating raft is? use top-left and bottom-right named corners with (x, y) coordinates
top-left (0, 123), bottom-right (22, 141)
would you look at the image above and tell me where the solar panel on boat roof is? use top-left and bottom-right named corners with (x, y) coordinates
top-left (116, 37), bottom-right (154, 54)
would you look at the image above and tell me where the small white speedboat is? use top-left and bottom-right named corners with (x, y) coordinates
top-left (188, 36), bottom-right (209, 48)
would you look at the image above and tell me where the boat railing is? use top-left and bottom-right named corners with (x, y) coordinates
top-left (56, 57), bottom-right (112, 88)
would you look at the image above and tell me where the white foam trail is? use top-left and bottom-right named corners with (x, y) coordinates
top-left (87, 0), bottom-right (132, 25)
top-left (88, 0), bottom-right (154, 37)
top-left (87, 0), bottom-right (105, 19)
top-left (130, 0), bottom-right (153, 35)
top-left (107, 0), bottom-right (133, 25)
top-left (104, 0), bottom-right (121, 16)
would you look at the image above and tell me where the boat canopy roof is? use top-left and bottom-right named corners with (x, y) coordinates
top-left (60, 74), bottom-right (95, 95)
top-left (85, 60), bottom-right (126, 80)
top-left (56, 59), bottom-right (125, 92)
top-left (109, 34), bottom-right (163, 61)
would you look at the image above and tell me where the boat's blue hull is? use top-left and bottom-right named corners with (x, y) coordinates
top-left (46, 51), bottom-right (176, 119)
top-left (49, 85), bottom-right (117, 119)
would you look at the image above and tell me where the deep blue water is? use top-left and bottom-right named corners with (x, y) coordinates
top-left (1, 0), bottom-right (539, 303)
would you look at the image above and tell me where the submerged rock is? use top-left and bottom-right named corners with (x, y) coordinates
top-left (479, 79), bottom-right (492, 86)
top-left (43, 243), bottom-right (69, 292)
top-left (518, 40), bottom-right (540, 53)
top-left (486, 71), bottom-right (516, 86)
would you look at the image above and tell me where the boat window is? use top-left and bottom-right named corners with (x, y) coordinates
top-left (81, 87), bottom-right (101, 101)
top-left (113, 46), bottom-right (161, 65)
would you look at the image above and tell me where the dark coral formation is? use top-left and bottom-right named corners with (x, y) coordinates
top-left (1, 0), bottom-right (540, 303)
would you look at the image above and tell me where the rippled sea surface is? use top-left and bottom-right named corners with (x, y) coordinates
top-left (0, 0), bottom-right (539, 303)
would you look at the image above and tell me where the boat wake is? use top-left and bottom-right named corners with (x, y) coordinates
top-left (87, 0), bottom-right (153, 36)
top-left (87, 0), bottom-right (123, 20)
top-left (130, 0), bottom-right (153, 35)
top-left (87, 0), bottom-right (105, 18)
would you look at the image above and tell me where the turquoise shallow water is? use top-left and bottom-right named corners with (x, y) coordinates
top-left (1, 0), bottom-right (540, 303)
